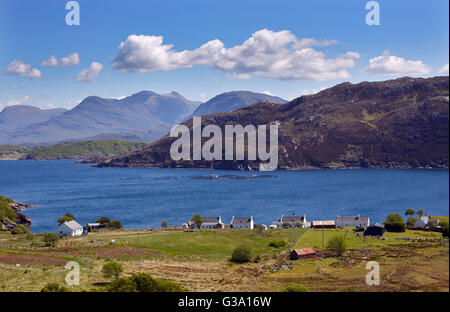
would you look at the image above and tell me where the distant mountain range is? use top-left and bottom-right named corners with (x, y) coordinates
top-left (96, 76), bottom-right (449, 170)
top-left (192, 91), bottom-right (286, 116)
top-left (0, 91), bottom-right (286, 145)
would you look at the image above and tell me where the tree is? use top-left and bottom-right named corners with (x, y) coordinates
top-left (384, 213), bottom-right (406, 232)
top-left (58, 213), bottom-right (75, 225)
top-left (327, 234), bottom-right (347, 256)
top-left (43, 232), bottom-right (59, 247)
top-left (96, 217), bottom-right (111, 225)
top-left (405, 208), bottom-right (415, 216)
top-left (102, 261), bottom-right (123, 280)
top-left (107, 273), bottom-right (185, 292)
top-left (161, 220), bottom-right (168, 228)
top-left (41, 283), bottom-right (70, 292)
top-left (416, 209), bottom-right (424, 217)
top-left (406, 217), bottom-right (418, 227)
top-left (282, 284), bottom-right (310, 292)
top-left (230, 245), bottom-right (252, 263)
top-left (191, 214), bottom-right (203, 229)
top-left (11, 225), bottom-right (30, 235)
top-left (108, 220), bottom-right (122, 229)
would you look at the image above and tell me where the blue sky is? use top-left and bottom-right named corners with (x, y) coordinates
top-left (0, 0), bottom-right (448, 110)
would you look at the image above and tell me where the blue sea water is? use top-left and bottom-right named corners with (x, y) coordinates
top-left (0, 160), bottom-right (448, 233)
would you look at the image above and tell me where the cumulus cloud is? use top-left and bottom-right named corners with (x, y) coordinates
top-left (4, 60), bottom-right (42, 79)
top-left (42, 53), bottom-right (80, 67)
top-left (7, 95), bottom-right (31, 107)
top-left (437, 63), bottom-right (449, 75)
top-left (364, 51), bottom-right (431, 76)
top-left (75, 62), bottom-right (104, 82)
top-left (113, 29), bottom-right (360, 81)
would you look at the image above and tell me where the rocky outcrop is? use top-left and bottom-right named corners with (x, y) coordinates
top-left (0, 199), bottom-right (33, 231)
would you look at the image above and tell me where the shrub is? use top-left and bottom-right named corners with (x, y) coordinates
top-left (230, 245), bottom-right (252, 263)
top-left (161, 220), bottom-right (168, 228)
top-left (282, 222), bottom-right (292, 228)
top-left (191, 214), bottom-right (203, 229)
top-left (269, 239), bottom-right (287, 248)
top-left (109, 220), bottom-right (122, 229)
top-left (384, 213), bottom-right (406, 232)
top-left (253, 254), bottom-right (261, 263)
top-left (340, 286), bottom-right (359, 292)
top-left (58, 213), bottom-right (75, 225)
top-left (295, 221), bottom-right (304, 228)
top-left (102, 261), bottom-right (124, 280)
top-left (11, 225), bottom-right (30, 235)
top-left (327, 234), bottom-right (347, 256)
top-left (406, 217), bottom-right (418, 227)
top-left (107, 273), bottom-right (185, 292)
top-left (40, 283), bottom-right (70, 292)
top-left (43, 232), bottom-right (59, 247)
top-left (96, 217), bottom-right (111, 224)
top-left (440, 220), bottom-right (449, 237)
top-left (281, 284), bottom-right (310, 292)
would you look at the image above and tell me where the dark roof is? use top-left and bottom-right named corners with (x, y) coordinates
top-left (281, 216), bottom-right (305, 223)
top-left (232, 217), bottom-right (252, 224)
top-left (337, 216), bottom-right (370, 223)
top-left (202, 217), bottom-right (221, 223)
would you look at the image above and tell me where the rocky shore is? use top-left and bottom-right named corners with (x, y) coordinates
top-left (0, 199), bottom-right (34, 231)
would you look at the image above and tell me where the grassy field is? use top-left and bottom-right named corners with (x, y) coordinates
top-left (254, 228), bottom-right (449, 292)
top-left (0, 227), bottom-right (448, 292)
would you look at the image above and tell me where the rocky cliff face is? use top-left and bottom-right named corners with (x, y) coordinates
top-left (0, 199), bottom-right (33, 231)
top-left (95, 76), bottom-right (449, 170)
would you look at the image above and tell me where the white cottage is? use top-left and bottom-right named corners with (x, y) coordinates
top-left (271, 215), bottom-right (310, 228)
top-left (200, 217), bottom-right (224, 229)
top-left (231, 216), bottom-right (254, 230)
top-left (56, 220), bottom-right (83, 237)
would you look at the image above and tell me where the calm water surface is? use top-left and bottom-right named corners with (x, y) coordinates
top-left (0, 160), bottom-right (448, 233)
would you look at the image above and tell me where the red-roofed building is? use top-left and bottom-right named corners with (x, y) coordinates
top-left (290, 248), bottom-right (317, 260)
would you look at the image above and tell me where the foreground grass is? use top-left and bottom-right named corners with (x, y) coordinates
top-left (0, 228), bottom-right (305, 292)
top-left (254, 228), bottom-right (449, 292)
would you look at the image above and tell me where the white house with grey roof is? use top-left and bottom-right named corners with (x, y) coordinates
top-left (55, 220), bottom-right (84, 237)
top-left (200, 217), bottom-right (224, 229)
top-left (336, 215), bottom-right (370, 228)
top-left (231, 216), bottom-right (254, 230)
top-left (271, 214), bottom-right (310, 228)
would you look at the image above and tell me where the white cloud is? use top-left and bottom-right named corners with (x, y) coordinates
top-left (75, 62), bottom-right (104, 82)
top-left (262, 90), bottom-right (275, 96)
top-left (113, 29), bottom-right (360, 81)
top-left (10, 85), bottom-right (21, 89)
top-left (364, 52), bottom-right (431, 76)
top-left (300, 87), bottom-right (327, 96)
top-left (42, 53), bottom-right (80, 67)
top-left (7, 96), bottom-right (31, 107)
top-left (4, 60), bottom-right (42, 79)
top-left (437, 63), bottom-right (449, 75)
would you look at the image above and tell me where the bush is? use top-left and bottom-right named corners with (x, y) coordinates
top-left (440, 220), bottom-right (449, 237)
top-left (230, 245), bottom-right (252, 263)
top-left (405, 208), bottom-right (415, 216)
top-left (282, 222), bottom-right (292, 228)
top-left (109, 220), bottom-right (122, 229)
top-left (161, 220), bottom-right (168, 228)
top-left (269, 239), bottom-right (287, 248)
top-left (384, 213), bottom-right (406, 232)
top-left (295, 221), bottom-right (304, 228)
top-left (406, 217), bottom-right (418, 227)
top-left (281, 284), bottom-right (310, 292)
top-left (40, 283), bottom-right (70, 292)
top-left (96, 217), bottom-right (111, 224)
top-left (43, 232), bottom-right (59, 247)
top-left (339, 286), bottom-right (359, 292)
top-left (327, 235), bottom-right (347, 256)
top-left (107, 273), bottom-right (185, 292)
top-left (58, 213), bottom-right (75, 225)
top-left (102, 261), bottom-right (124, 280)
top-left (11, 225), bottom-right (30, 235)
top-left (191, 214), bottom-right (203, 229)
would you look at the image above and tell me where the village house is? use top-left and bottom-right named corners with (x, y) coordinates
top-left (200, 217), bottom-right (224, 229)
top-left (55, 220), bottom-right (83, 237)
top-left (414, 215), bottom-right (440, 228)
top-left (364, 223), bottom-right (386, 236)
top-left (231, 216), bottom-right (254, 230)
top-left (336, 215), bottom-right (370, 228)
top-left (182, 221), bottom-right (196, 229)
top-left (311, 220), bottom-right (336, 229)
top-left (290, 248), bottom-right (317, 260)
top-left (271, 214), bottom-right (310, 228)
